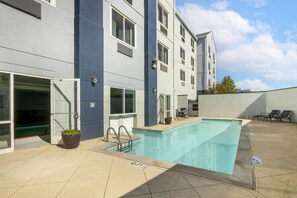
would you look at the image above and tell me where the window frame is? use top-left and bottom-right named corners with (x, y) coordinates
top-left (158, 3), bottom-right (168, 29)
top-left (111, 7), bottom-right (136, 48)
top-left (158, 42), bottom-right (169, 65)
top-left (191, 56), bottom-right (195, 66)
top-left (191, 75), bottom-right (195, 85)
top-left (180, 25), bottom-right (185, 38)
top-left (110, 87), bottom-right (136, 115)
top-left (180, 70), bottom-right (185, 81)
top-left (191, 38), bottom-right (195, 48)
top-left (180, 47), bottom-right (185, 60)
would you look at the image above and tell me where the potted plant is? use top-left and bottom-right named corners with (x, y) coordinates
top-left (165, 117), bottom-right (172, 124)
top-left (61, 129), bottom-right (81, 149)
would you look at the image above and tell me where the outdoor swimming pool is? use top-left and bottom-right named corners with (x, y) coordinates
top-left (112, 119), bottom-right (242, 175)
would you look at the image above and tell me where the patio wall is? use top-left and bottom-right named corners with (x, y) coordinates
top-left (198, 87), bottom-right (297, 122)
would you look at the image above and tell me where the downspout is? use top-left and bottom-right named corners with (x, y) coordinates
top-left (173, 0), bottom-right (176, 119)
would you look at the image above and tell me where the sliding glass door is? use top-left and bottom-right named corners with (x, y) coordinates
top-left (0, 72), bottom-right (14, 153)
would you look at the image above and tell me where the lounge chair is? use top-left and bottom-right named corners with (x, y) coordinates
top-left (253, 110), bottom-right (280, 121)
top-left (262, 110), bottom-right (280, 121)
top-left (182, 109), bottom-right (189, 118)
top-left (279, 110), bottom-right (292, 123)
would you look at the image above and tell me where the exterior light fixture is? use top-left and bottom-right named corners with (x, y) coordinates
top-left (151, 58), bottom-right (157, 69)
top-left (152, 88), bottom-right (157, 93)
top-left (91, 76), bottom-right (98, 86)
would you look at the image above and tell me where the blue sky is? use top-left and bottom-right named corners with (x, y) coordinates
top-left (176, 0), bottom-right (297, 90)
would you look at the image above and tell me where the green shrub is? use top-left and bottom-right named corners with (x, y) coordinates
top-left (62, 130), bottom-right (81, 135)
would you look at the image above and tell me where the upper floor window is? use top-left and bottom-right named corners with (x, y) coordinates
top-left (208, 45), bottom-right (211, 57)
top-left (158, 4), bottom-right (168, 28)
top-left (208, 79), bottom-right (211, 87)
top-left (213, 68), bottom-right (215, 76)
top-left (180, 70), bottom-right (185, 81)
top-left (112, 8), bottom-right (135, 47)
top-left (191, 38), bottom-right (195, 48)
top-left (180, 25), bottom-right (185, 41)
top-left (180, 47), bottom-right (185, 60)
top-left (191, 57), bottom-right (195, 66)
top-left (213, 53), bottom-right (216, 63)
top-left (191, 75), bottom-right (195, 85)
top-left (125, 0), bottom-right (132, 5)
top-left (158, 43), bottom-right (168, 64)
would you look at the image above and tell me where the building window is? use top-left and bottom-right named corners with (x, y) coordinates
top-left (208, 79), bottom-right (211, 87)
top-left (158, 43), bottom-right (168, 64)
top-left (191, 38), bottom-right (195, 48)
top-left (180, 25), bottom-right (185, 39)
top-left (213, 53), bottom-right (215, 63)
top-left (208, 45), bottom-right (211, 57)
top-left (180, 70), bottom-right (185, 81)
top-left (125, 90), bottom-right (135, 113)
top-left (110, 88), bottom-right (136, 114)
top-left (158, 4), bottom-right (168, 28)
top-left (213, 68), bottom-right (215, 76)
top-left (112, 8), bottom-right (135, 47)
top-left (208, 62), bottom-right (211, 71)
top-left (180, 47), bottom-right (185, 60)
top-left (191, 57), bottom-right (195, 66)
top-left (191, 75), bottom-right (195, 85)
top-left (125, 0), bottom-right (132, 5)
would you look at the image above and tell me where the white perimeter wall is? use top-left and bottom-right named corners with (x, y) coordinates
top-left (199, 87), bottom-right (297, 122)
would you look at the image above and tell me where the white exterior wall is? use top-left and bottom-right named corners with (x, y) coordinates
top-left (157, 0), bottom-right (175, 123)
top-left (199, 87), bottom-right (297, 122)
top-left (174, 15), bottom-right (197, 109)
top-left (0, 1), bottom-right (74, 78)
top-left (103, 0), bottom-right (145, 132)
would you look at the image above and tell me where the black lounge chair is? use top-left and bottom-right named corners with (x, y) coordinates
top-left (262, 110), bottom-right (280, 121)
top-left (253, 110), bottom-right (280, 121)
top-left (279, 110), bottom-right (292, 123)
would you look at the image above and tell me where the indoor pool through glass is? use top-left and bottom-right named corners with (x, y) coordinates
top-left (113, 119), bottom-right (242, 175)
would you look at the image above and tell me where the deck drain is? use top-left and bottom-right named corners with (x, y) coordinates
top-left (252, 156), bottom-right (262, 165)
top-left (131, 162), bottom-right (147, 169)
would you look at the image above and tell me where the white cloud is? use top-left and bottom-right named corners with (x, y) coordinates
top-left (235, 79), bottom-right (271, 91)
top-left (241, 0), bottom-right (266, 8)
top-left (211, 0), bottom-right (229, 11)
top-left (178, 3), bottom-right (297, 82)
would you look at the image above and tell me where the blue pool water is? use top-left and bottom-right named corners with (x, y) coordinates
top-left (113, 119), bottom-right (242, 175)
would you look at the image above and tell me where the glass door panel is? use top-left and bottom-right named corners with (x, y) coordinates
top-left (0, 73), bottom-right (13, 153)
top-left (50, 79), bottom-right (80, 144)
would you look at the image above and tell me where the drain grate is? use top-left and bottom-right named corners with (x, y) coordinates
top-left (131, 162), bottom-right (147, 169)
top-left (252, 156), bottom-right (262, 165)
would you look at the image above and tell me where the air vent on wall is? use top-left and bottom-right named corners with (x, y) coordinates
top-left (181, 82), bottom-right (185, 86)
top-left (160, 63), bottom-right (168, 73)
top-left (181, 59), bottom-right (185, 65)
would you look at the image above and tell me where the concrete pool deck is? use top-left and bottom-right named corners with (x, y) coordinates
top-left (1, 120), bottom-right (297, 197)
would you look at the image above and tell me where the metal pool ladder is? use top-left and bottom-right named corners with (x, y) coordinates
top-left (106, 125), bottom-right (133, 152)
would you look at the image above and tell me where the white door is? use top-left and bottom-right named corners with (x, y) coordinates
top-left (0, 72), bottom-right (14, 154)
top-left (50, 79), bottom-right (80, 144)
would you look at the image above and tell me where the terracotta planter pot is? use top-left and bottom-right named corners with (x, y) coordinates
top-left (165, 117), bottom-right (172, 125)
top-left (61, 132), bottom-right (81, 149)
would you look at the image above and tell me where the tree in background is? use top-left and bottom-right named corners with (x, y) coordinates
top-left (208, 75), bottom-right (236, 94)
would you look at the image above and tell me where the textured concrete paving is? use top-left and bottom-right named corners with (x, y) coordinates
top-left (0, 120), bottom-right (297, 197)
